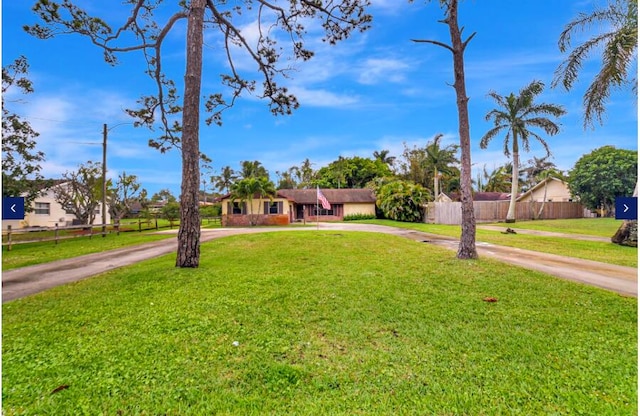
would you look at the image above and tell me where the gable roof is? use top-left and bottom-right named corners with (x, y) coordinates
top-left (516, 177), bottom-right (568, 202)
top-left (276, 188), bottom-right (376, 204)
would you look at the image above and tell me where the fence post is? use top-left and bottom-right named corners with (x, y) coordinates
top-left (115, 220), bottom-right (120, 236)
top-left (55, 223), bottom-right (59, 245)
top-left (138, 218), bottom-right (142, 232)
top-left (7, 225), bottom-right (12, 251)
top-left (155, 216), bottom-right (158, 230)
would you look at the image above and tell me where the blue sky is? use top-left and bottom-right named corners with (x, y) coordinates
top-left (3, 0), bottom-right (637, 197)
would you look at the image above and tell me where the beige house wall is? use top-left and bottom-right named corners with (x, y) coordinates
top-left (520, 180), bottom-right (572, 202)
top-left (4, 187), bottom-right (110, 229)
top-left (221, 197), bottom-right (292, 216)
top-left (343, 203), bottom-right (376, 216)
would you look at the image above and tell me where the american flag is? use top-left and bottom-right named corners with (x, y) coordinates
top-left (317, 187), bottom-right (331, 210)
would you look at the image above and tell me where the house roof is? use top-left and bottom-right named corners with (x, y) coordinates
top-left (446, 192), bottom-right (514, 201)
top-left (276, 188), bottom-right (376, 204)
top-left (516, 177), bottom-right (568, 202)
top-left (219, 188), bottom-right (376, 204)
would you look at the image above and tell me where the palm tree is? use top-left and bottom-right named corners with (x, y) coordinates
top-left (480, 80), bottom-right (566, 223)
top-left (482, 164), bottom-right (513, 193)
top-left (373, 149), bottom-right (396, 168)
top-left (239, 160), bottom-right (268, 180)
top-left (213, 165), bottom-right (237, 194)
top-left (230, 177), bottom-right (275, 226)
top-left (553, 0), bottom-right (637, 128)
top-left (424, 134), bottom-right (459, 200)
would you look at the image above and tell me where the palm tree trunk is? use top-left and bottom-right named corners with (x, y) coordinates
top-left (176, 0), bottom-right (204, 267)
top-left (506, 135), bottom-right (519, 223)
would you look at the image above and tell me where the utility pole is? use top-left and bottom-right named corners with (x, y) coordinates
top-left (102, 123), bottom-right (107, 237)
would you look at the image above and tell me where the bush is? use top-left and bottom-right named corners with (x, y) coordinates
top-left (343, 213), bottom-right (376, 221)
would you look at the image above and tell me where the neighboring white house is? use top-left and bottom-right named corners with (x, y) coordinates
top-left (3, 182), bottom-right (110, 230)
top-left (516, 177), bottom-right (573, 203)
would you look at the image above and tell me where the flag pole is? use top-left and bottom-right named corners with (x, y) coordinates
top-left (316, 185), bottom-right (319, 230)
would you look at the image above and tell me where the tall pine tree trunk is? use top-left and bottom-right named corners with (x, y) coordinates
top-left (176, 0), bottom-right (205, 268)
top-left (447, 0), bottom-right (477, 259)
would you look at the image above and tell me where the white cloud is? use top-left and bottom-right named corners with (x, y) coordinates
top-left (357, 58), bottom-right (410, 85)
top-left (289, 86), bottom-right (360, 107)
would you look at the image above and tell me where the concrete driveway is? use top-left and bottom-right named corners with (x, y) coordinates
top-left (2, 223), bottom-right (637, 302)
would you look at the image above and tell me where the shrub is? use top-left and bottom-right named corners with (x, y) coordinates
top-left (343, 213), bottom-right (376, 221)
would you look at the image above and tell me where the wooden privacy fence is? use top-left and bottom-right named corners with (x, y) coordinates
top-left (425, 201), bottom-right (589, 225)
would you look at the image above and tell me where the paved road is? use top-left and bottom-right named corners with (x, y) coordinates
top-left (2, 223), bottom-right (637, 302)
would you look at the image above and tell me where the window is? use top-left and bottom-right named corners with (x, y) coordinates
top-left (265, 201), bottom-right (283, 214)
top-left (34, 202), bottom-right (50, 215)
top-left (313, 205), bottom-right (334, 216)
top-left (230, 201), bottom-right (245, 214)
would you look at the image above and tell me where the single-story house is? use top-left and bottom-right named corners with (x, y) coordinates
top-left (219, 188), bottom-right (377, 226)
top-left (3, 181), bottom-right (110, 230)
top-left (516, 177), bottom-right (573, 202)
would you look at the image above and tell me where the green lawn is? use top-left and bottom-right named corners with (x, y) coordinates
top-left (360, 219), bottom-right (637, 268)
top-left (484, 217), bottom-right (623, 237)
top-left (2, 232), bottom-right (636, 415)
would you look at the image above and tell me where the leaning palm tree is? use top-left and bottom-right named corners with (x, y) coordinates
top-left (480, 80), bottom-right (566, 223)
top-left (553, 0), bottom-right (637, 129)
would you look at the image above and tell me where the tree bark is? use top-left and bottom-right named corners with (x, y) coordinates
top-left (447, 0), bottom-right (478, 259)
top-left (176, 0), bottom-right (205, 268)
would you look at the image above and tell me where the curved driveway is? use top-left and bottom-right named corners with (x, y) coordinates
top-left (2, 223), bottom-right (637, 302)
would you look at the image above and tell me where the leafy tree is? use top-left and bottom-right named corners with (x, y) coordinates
top-left (480, 80), bottom-right (566, 223)
top-left (161, 201), bottom-right (181, 223)
top-left (109, 171), bottom-right (145, 222)
top-left (230, 177), bottom-right (276, 226)
top-left (553, 0), bottom-right (637, 128)
top-left (412, 0), bottom-right (478, 259)
top-left (2, 56), bottom-right (48, 209)
top-left (316, 156), bottom-right (392, 189)
top-left (568, 145), bottom-right (637, 216)
top-left (376, 180), bottom-right (430, 223)
top-left (27, 1), bottom-right (371, 267)
top-left (424, 133), bottom-right (459, 199)
top-left (398, 142), bottom-right (430, 189)
top-left (54, 161), bottom-right (106, 225)
top-left (151, 189), bottom-right (177, 204)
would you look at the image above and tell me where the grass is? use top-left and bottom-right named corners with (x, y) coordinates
top-left (1, 231), bottom-right (175, 271)
top-left (483, 217), bottom-right (623, 237)
top-left (2, 232), bottom-right (637, 415)
top-left (359, 219), bottom-right (637, 268)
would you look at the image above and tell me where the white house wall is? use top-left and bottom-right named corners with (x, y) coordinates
top-left (4, 187), bottom-right (110, 229)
